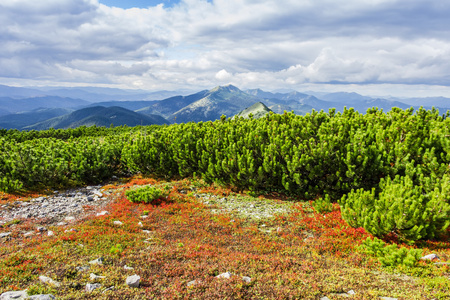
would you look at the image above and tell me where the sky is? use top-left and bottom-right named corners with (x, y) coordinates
top-left (1, 0), bottom-right (450, 97)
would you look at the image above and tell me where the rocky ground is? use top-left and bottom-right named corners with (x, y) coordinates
top-left (0, 185), bottom-right (112, 233)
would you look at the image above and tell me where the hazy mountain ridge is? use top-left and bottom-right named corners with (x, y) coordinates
top-left (24, 106), bottom-right (169, 130)
top-left (1, 84), bottom-right (450, 129)
top-left (0, 108), bottom-right (73, 130)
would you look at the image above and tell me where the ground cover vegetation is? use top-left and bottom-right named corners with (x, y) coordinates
top-left (0, 107), bottom-right (450, 298)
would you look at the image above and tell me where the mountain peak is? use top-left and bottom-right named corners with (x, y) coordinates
top-left (209, 84), bottom-right (241, 93)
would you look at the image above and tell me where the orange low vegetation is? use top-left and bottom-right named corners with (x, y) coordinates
top-left (0, 177), bottom-right (449, 299)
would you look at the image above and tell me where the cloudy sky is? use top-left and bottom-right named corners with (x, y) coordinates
top-left (1, 0), bottom-right (450, 96)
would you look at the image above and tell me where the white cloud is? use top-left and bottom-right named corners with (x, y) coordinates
top-left (0, 0), bottom-right (450, 95)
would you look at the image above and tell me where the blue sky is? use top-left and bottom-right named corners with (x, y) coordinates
top-left (1, 0), bottom-right (450, 97)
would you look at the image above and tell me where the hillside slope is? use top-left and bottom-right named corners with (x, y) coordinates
top-left (24, 106), bottom-right (169, 130)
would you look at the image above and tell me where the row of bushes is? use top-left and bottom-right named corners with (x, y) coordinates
top-left (1, 107), bottom-right (449, 240)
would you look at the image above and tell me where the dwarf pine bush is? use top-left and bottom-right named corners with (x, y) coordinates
top-left (359, 237), bottom-right (423, 267)
top-left (340, 175), bottom-right (450, 241)
top-left (126, 185), bottom-right (168, 204)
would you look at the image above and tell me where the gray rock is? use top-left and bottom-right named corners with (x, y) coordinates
top-left (124, 265), bottom-right (134, 270)
top-left (0, 290), bottom-right (29, 299)
top-left (126, 274), bottom-right (141, 288)
top-left (85, 283), bottom-right (102, 292)
top-left (0, 232), bottom-right (12, 238)
top-left (23, 231), bottom-right (34, 237)
top-left (29, 295), bottom-right (56, 300)
top-left (242, 276), bottom-right (251, 283)
top-left (113, 221), bottom-right (123, 226)
top-left (90, 273), bottom-right (106, 281)
top-left (347, 290), bottom-right (356, 295)
top-left (320, 297), bottom-right (331, 300)
top-left (39, 275), bottom-right (61, 288)
top-left (102, 286), bottom-right (115, 293)
top-left (216, 272), bottom-right (233, 279)
top-left (89, 257), bottom-right (104, 265)
top-left (380, 297), bottom-right (398, 300)
top-left (421, 254), bottom-right (439, 260)
top-left (76, 265), bottom-right (90, 272)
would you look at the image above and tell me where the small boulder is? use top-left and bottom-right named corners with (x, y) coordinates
top-left (421, 254), bottom-right (439, 261)
top-left (113, 221), bottom-right (123, 226)
top-left (242, 276), bottom-right (251, 283)
top-left (0, 290), bottom-right (29, 299)
top-left (126, 274), bottom-right (141, 288)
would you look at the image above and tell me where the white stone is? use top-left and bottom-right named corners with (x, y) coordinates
top-left (421, 254), bottom-right (439, 261)
top-left (102, 286), bottom-right (115, 293)
top-left (216, 272), bottom-right (233, 279)
top-left (96, 211), bottom-right (109, 217)
top-left (23, 231), bottom-right (34, 237)
top-left (89, 257), bottom-right (104, 265)
top-left (242, 276), bottom-right (251, 283)
top-left (85, 283), bottom-right (102, 292)
top-left (347, 290), bottom-right (356, 295)
top-left (320, 297), bottom-right (331, 300)
top-left (90, 273), bottom-right (106, 281)
top-left (124, 265), bottom-right (134, 270)
top-left (39, 275), bottom-right (61, 288)
top-left (380, 297), bottom-right (398, 300)
top-left (126, 274), bottom-right (141, 288)
top-left (0, 232), bottom-right (12, 238)
top-left (64, 216), bottom-right (76, 221)
top-left (113, 221), bottom-right (123, 226)
top-left (138, 222), bottom-right (143, 227)
top-left (47, 231), bottom-right (54, 237)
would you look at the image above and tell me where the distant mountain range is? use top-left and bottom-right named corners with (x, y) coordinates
top-left (24, 106), bottom-right (169, 130)
top-left (0, 84), bottom-right (449, 130)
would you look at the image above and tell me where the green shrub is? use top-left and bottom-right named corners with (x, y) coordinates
top-left (340, 175), bottom-right (450, 241)
top-left (126, 185), bottom-right (168, 204)
top-left (359, 237), bottom-right (423, 268)
top-left (313, 194), bottom-right (334, 214)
